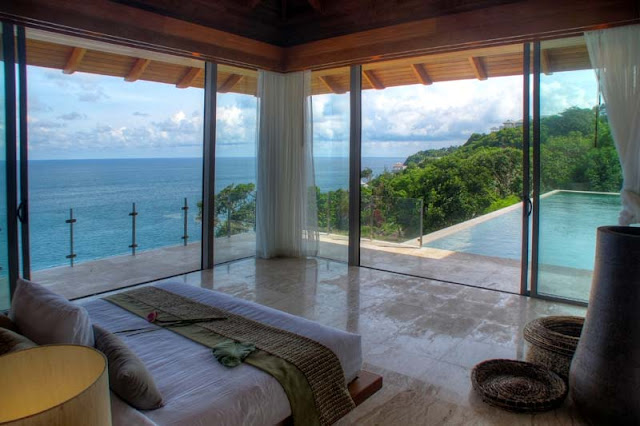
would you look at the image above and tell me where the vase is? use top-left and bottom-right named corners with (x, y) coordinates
top-left (569, 226), bottom-right (640, 425)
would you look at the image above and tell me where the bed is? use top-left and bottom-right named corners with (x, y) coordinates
top-left (81, 281), bottom-right (377, 425)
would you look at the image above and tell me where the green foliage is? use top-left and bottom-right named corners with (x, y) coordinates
top-left (485, 195), bottom-right (520, 214)
top-left (404, 146), bottom-right (459, 166)
top-left (361, 106), bottom-right (621, 238)
top-left (196, 183), bottom-right (256, 238)
top-left (194, 107), bottom-right (621, 244)
top-left (214, 183), bottom-right (256, 238)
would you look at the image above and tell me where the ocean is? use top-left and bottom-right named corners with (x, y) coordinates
top-left (28, 157), bottom-right (404, 270)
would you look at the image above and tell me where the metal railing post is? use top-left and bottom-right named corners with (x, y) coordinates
top-left (227, 194), bottom-right (231, 238)
top-left (65, 208), bottom-right (77, 266)
top-left (327, 194), bottom-right (331, 234)
top-left (182, 197), bottom-right (189, 246)
top-left (129, 202), bottom-right (138, 255)
top-left (419, 199), bottom-right (424, 247)
top-left (369, 197), bottom-right (374, 241)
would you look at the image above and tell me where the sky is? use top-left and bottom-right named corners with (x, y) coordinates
top-left (27, 65), bottom-right (598, 160)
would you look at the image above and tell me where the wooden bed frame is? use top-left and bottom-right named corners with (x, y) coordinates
top-left (348, 370), bottom-right (383, 406)
top-left (281, 370), bottom-right (382, 424)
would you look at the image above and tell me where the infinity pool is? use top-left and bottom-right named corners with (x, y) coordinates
top-left (426, 191), bottom-right (621, 271)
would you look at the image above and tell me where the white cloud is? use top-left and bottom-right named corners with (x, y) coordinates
top-left (26, 65), bottom-right (597, 159)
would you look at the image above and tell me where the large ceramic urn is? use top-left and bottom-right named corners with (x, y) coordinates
top-left (570, 226), bottom-right (640, 425)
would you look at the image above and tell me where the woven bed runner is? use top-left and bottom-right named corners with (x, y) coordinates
top-left (104, 286), bottom-right (354, 425)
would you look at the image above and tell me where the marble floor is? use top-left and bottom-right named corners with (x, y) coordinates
top-left (143, 256), bottom-right (587, 425)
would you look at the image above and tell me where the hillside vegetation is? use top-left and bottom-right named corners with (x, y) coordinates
top-left (208, 107), bottom-right (621, 243)
top-left (318, 106), bottom-right (621, 241)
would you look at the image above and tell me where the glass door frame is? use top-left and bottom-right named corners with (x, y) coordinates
top-left (528, 40), bottom-right (588, 307)
top-left (2, 21), bottom-right (21, 302)
top-left (349, 48), bottom-right (535, 299)
top-left (520, 42), bottom-right (532, 297)
top-left (9, 27), bottom-right (218, 297)
top-left (17, 25), bottom-right (30, 281)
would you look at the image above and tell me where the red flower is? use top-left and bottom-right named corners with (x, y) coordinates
top-left (146, 311), bottom-right (159, 323)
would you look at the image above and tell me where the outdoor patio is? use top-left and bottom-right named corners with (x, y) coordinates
top-left (30, 232), bottom-right (539, 301)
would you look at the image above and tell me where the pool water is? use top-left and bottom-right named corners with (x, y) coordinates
top-left (426, 191), bottom-right (622, 271)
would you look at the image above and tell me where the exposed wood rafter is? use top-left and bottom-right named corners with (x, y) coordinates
top-left (468, 56), bottom-right (487, 80)
top-left (218, 74), bottom-right (243, 93)
top-left (63, 47), bottom-right (86, 74)
top-left (125, 58), bottom-right (151, 82)
top-left (176, 67), bottom-right (202, 88)
top-left (319, 75), bottom-right (345, 94)
top-left (411, 63), bottom-right (432, 85)
top-left (363, 70), bottom-right (384, 90)
top-left (541, 49), bottom-right (553, 75)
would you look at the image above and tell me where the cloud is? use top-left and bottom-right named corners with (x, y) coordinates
top-left (540, 72), bottom-right (597, 116)
top-left (29, 97), bottom-right (53, 113)
top-left (133, 112), bottom-right (150, 117)
top-left (39, 68), bottom-right (110, 103)
top-left (78, 86), bottom-right (109, 102)
top-left (215, 104), bottom-right (257, 147)
top-left (28, 108), bottom-right (205, 154)
top-left (58, 112), bottom-right (87, 120)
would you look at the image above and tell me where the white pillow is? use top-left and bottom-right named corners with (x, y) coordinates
top-left (9, 278), bottom-right (94, 346)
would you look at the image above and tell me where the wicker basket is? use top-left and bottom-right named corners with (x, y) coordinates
top-left (471, 359), bottom-right (567, 413)
top-left (523, 316), bottom-right (584, 379)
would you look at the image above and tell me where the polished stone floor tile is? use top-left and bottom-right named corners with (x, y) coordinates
top-left (142, 257), bottom-right (588, 425)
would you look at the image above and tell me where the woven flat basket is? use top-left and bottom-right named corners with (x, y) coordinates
top-left (524, 316), bottom-right (584, 378)
top-left (471, 359), bottom-right (568, 413)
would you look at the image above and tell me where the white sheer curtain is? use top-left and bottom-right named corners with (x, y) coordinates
top-left (255, 70), bottom-right (318, 258)
top-left (585, 25), bottom-right (640, 225)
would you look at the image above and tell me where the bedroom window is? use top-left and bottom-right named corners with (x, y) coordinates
top-left (358, 47), bottom-right (525, 293)
top-left (213, 65), bottom-right (258, 265)
top-left (24, 29), bottom-right (205, 298)
top-left (312, 67), bottom-right (350, 263)
top-left (533, 39), bottom-right (620, 303)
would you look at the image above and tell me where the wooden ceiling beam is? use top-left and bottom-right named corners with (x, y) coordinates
top-left (6, 0), bottom-right (283, 72)
top-left (541, 49), bottom-right (553, 75)
top-left (363, 70), bottom-right (384, 90)
top-left (411, 63), bottom-right (432, 85)
top-left (284, 0), bottom-right (637, 71)
top-left (176, 67), bottom-right (201, 88)
top-left (124, 58), bottom-right (151, 82)
top-left (319, 75), bottom-right (345, 94)
top-left (218, 74), bottom-right (243, 93)
top-left (468, 56), bottom-right (487, 80)
top-left (62, 47), bottom-right (86, 74)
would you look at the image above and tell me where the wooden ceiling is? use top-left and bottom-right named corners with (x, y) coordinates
top-left (25, 29), bottom-right (591, 96)
top-left (111, 0), bottom-right (519, 47)
top-left (3, 0), bottom-right (638, 73)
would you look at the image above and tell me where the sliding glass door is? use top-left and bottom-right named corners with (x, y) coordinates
top-left (24, 29), bottom-right (204, 299)
top-left (358, 47), bottom-right (526, 293)
top-left (312, 67), bottom-right (350, 262)
top-left (531, 38), bottom-right (620, 303)
top-left (0, 23), bottom-right (9, 310)
top-left (1, 22), bottom-right (22, 310)
top-left (214, 65), bottom-right (258, 265)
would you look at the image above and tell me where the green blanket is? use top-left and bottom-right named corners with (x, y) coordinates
top-left (212, 340), bottom-right (256, 367)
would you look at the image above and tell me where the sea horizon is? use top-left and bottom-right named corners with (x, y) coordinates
top-left (27, 156), bottom-right (405, 271)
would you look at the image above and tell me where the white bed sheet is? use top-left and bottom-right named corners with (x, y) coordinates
top-left (82, 281), bottom-right (362, 426)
